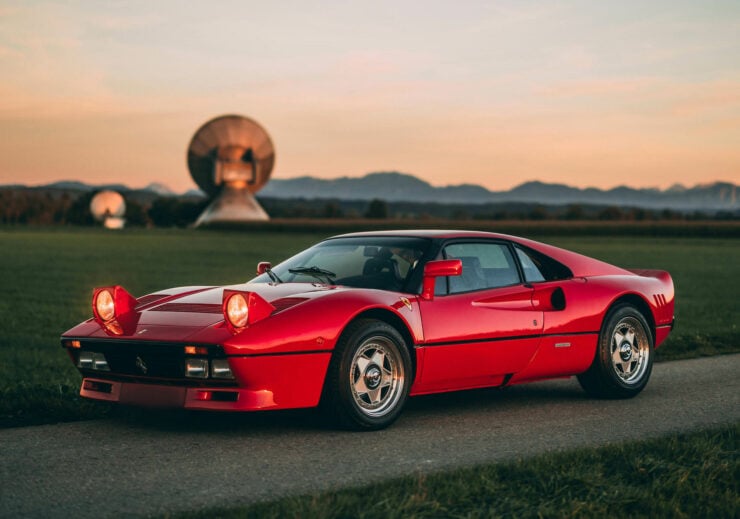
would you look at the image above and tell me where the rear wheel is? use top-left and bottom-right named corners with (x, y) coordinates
top-left (578, 304), bottom-right (653, 399)
top-left (322, 319), bottom-right (411, 430)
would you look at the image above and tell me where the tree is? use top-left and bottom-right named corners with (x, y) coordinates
top-left (562, 204), bottom-right (585, 220)
top-left (322, 202), bottom-right (343, 218)
top-left (65, 191), bottom-right (96, 225)
top-left (451, 209), bottom-right (469, 221)
top-left (364, 199), bottom-right (388, 219)
top-left (528, 205), bottom-right (548, 220)
top-left (125, 199), bottom-right (149, 227)
top-left (598, 206), bottom-right (624, 220)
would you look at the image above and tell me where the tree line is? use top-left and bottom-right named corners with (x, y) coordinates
top-left (0, 188), bottom-right (736, 227)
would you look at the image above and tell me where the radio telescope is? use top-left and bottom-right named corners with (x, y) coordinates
top-left (187, 115), bottom-right (275, 226)
top-left (90, 190), bottom-right (126, 229)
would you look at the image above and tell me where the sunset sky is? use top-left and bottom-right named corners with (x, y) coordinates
top-left (0, 1), bottom-right (738, 193)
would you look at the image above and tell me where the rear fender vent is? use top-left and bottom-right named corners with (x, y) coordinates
top-left (652, 293), bottom-right (671, 322)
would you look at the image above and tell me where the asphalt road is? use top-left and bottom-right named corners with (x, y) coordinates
top-left (2, 354), bottom-right (738, 518)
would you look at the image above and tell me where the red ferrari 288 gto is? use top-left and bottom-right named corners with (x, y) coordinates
top-left (62, 230), bottom-right (675, 430)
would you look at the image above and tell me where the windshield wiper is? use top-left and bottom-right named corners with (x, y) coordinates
top-left (288, 266), bottom-right (336, 284)
top-left (264, 266), bottom-right (283, 284)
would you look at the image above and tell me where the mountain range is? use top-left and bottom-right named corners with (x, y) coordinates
top-left (261, 172), bottom-right (737, 211)
top-left (8, 172), bottom-right (738, 211)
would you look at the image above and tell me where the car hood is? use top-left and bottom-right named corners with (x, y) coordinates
top-left (62, 282), bottom-right (399, 343)
top-left (136, 282), bottom-right (336, 327)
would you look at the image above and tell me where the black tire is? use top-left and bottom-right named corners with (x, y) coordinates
top-left (577, 304), bottom-right (654, 399)
top-left (322, 319), bottom-right (411, 430)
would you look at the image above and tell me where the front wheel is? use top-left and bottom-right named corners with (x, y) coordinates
top-left (578, 304), bottom-right (654, 399)
top-left (322, 319), bottom-right (411, 430)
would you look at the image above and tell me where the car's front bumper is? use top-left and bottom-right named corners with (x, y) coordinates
top-left (77, 351), bottom-right (333, 411)
top-left (80, 378), bottom-right (280, 410)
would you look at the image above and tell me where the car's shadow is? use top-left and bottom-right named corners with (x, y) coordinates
top-left (107, 378), bottom-right (589, 435)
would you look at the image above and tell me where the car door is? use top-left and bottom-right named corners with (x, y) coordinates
top-left (415, 241), bottom-right (544, 393)
top-left (507, 245), bottom-right (597, 383)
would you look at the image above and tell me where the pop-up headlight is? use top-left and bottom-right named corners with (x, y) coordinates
top-left (92, 285), bottom-right (137, 335)
top-left (221, 289), bottom-right (275, 334)
top-left (95, 289), bottom-right (115, 321)
top-left (225, 293), bottom-right (249, 329)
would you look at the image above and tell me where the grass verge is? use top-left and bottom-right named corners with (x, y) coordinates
top-left (170, 423), bottom-right (739, 518)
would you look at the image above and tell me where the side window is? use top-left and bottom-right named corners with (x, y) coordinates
top-left (514, 245), bottom-right (573, 282)
top-left (442, 242), bottom-right (520, 294)
top-left (434, 274), bottom-right (447, 296)
top-left (516, 248), bottom-right (546, 282)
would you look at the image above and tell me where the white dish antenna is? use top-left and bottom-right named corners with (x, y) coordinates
top-left (90, 190), bottom-right (126, 229)
top-left (187, 115), bottom-right (275, 226)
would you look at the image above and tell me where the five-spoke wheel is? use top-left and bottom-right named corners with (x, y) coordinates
top-left (578, 304), bottom-right (654, 398)
top-left (609, 316), bottom-right (650, 384)
top-left (350, 337), bottom-right (405, 417)
top-left (322, 319), bottom-right (411, 430)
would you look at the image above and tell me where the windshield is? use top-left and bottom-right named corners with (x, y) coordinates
top-left (251, 236), bottom-right (432, 292)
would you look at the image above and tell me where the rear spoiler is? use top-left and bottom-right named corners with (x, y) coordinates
top-left (627, 269), bottom-right (672, 284)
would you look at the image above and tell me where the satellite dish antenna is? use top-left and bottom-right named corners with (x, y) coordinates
top-left (187, 114), bottom-right (275, 226)
top-left (90, 190), bottom-right (126, 229)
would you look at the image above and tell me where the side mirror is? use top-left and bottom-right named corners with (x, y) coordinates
top-left (256, 261), bottom-right (272, 275)
top-left (421, 259), bottom-right (462, 301)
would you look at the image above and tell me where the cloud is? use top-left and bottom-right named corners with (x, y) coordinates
top-left (85, 12), bottom-right (161, 31)
top-left (0, 44), bottom-right (22, 58)
top-left (537, 76), bottom-right (740, 123)
top-left (538, 77), bottom-right (660, 98)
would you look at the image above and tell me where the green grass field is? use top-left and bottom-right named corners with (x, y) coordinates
top-left (0, 227), bottom-right (738, 427)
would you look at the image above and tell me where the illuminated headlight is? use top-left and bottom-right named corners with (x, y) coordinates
top-left (210, 359), bottom-right (234, 379)
top-left (78, 352), bottom-right (110, 371)
top-left (95, 289), bottom-right (115, 321)
top-left (185, 358), bottom-right (209, 378)
top-left (226, 293), bottom-right (249, 329)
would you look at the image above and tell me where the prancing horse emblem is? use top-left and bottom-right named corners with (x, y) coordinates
top-left (135, 356), bottom-right (148, 374)
top-left (399, 297), bottom-right (413, 311)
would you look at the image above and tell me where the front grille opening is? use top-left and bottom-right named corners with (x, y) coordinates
top-left (105, 349), bottom-right (185, 379)
top-left (69, 340), bottom-right (236, 387)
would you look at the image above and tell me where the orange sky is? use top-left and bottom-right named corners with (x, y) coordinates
top-left (1, 1), bottom-right (738, 193)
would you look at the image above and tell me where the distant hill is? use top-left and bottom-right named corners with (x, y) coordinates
top-left (4, 180), bottom-right (203, 205)
top-left (46, 180), bottom-right (130, 193)
top-left (260, 173), bottom-right (495, 204)
top-left (260, 172), bottom-right (738, 211)
top-left (3, 172), bottom-right (737, 211)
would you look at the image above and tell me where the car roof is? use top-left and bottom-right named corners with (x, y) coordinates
top-left (330, 229), bottom-right (518, 241)
top-left (329, 229), bottom-right (629, 277)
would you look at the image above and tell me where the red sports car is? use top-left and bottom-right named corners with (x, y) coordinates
top-left (61, 230), bottom-right (675, 430)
